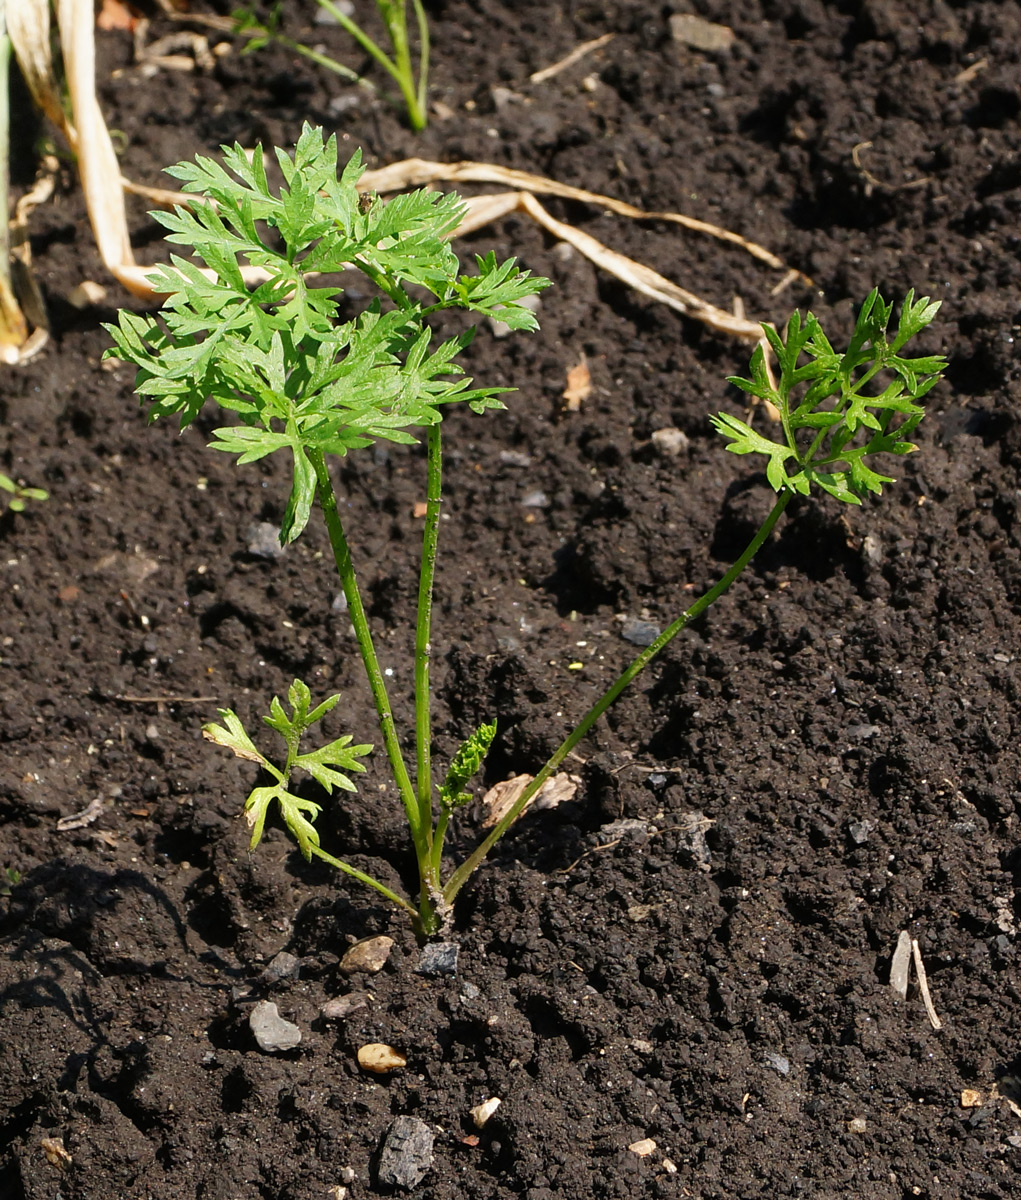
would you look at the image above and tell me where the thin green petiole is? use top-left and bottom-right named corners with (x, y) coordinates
top-left (415, 424), bottom-right (443, 861)
top-left (308, 449), bottom-right (424, 859)
top-left (442, 489), bottom-right (793, 908)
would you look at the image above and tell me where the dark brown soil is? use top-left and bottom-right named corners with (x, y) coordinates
top-left (3, 2), bottom-right (1021, 1197)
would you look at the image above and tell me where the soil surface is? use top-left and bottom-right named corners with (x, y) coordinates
top-left (3, 2), bottom-right (1021, 1198)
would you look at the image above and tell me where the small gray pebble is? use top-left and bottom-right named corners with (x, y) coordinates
top-left (847, 820), bottom-right (874, 846)
top-left (650, 427), bottom-right (690, 457)
top-left (261, 951), bottom-right (301, 983)
top-left (458, 981), bottom-right (481, 1005)
top-left (598, 818), bottom-right (654, 841)
top-left (669, 13), bottom-right (736, 52)
top-left (417, 942), bottom-right (459, 977)
top-left (499, 450), bottom-right (533, 467)
top-left (246, 522), bottom-right (285, 560)
top-left (521, 490), bottom-right (549, 509)
top-left (621, 617), bottom-right (661, 646)
top-left (327, 94), bottom-right (362, 118)
top-left (847, 723), bottom-right (881, 740)
top-left (249, 1000), bottom-right (301, 1053)
top-left (675, 812), bottom-right (712, 871)
top-left (765, 1051), bottom-right (791, 1076)
top-left (332, 592), bottom-right (349, 612)
top-left (377, 1116), bottom-right (434, 1190)
top-left (315, 0), bottom-right (354, 20)
top-left (320, 992), bottom-right (370, 1021)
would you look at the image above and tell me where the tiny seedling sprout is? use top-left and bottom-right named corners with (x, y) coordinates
top-left (106, 126), bottom-right (946, 937)
top-left (0, 473), bottom-right (47, 514)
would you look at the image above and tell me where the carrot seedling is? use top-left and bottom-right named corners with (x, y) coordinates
top-left (106, 126), bottom-right (945, 936)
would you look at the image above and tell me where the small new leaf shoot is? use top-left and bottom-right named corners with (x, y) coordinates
top-left (440, 721), bottom-right (497, 811)
top-left (231, 1), bottom-right (432, 132)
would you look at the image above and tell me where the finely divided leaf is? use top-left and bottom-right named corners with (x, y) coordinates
top-left (203, 681), bottom-right (372, 857)
top-left (104, 123), bottom-right (550, 544)
top-left (714, 291), bottom-right (945, 503)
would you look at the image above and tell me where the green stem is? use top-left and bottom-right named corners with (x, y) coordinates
top-left (415, 424), bottom-right (443, 860)
top-left (316, 0), bottom-right (427, 130)
top-left (442, 489), bottom-right (793, 907)
top-left (431, 807), bottom-right (451, 881)
top-left (308, 449), bottom-right (424, 859)
top-left (412, 0), bottom-right (430, 121)
top-left (273, 31), bottom-right (373, 91)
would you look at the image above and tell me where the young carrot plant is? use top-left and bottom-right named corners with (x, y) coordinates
top-left (235, 1), bottom-right (430, 131)
top-left (106, 126), bottom-right (945, 937)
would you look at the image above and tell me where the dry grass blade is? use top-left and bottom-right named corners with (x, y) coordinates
top-left (516, 191), bottom-right (765, 339)
top-left (452, 191), bottom-right (765, 338)
top-left (7, 0), bottom-right (69, 136)
top-left (56, 0), bottom-right (140, 294)
top-left (911, 938), bottom-right (943, 1031)
top-left (118, 179), bottom-right (774, 342)
top-left (361, 157), bottom-right (800, 274)
top-left (529, 32), bottom-right (615, 84)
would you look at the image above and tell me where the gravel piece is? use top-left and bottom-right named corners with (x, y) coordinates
top-left (621, 617), bottom-right (661, 646)
top-left (339, 936), bottom-right (394, 975)
top-left (765, 1051), bottom-right (791, 1076)
top-left (246, 522), bottom-right (286, 560)
top-left (675, 811), bottom-right (713, 872)
top-left (249, 1001), bottom-right (301, 1053)
top-left (598, 818), bottom-right (654, 841)
top-left (458, 980), bottom-right (481, 1005)
top-left (320, 992), bottom-right (369, 1021)
top-left (357, 1043), bottom-right (406, 1073)
top-left (416, 941), bottom-right (459, 977)
top-left (669, 14), bottom-right (736, 52)
top-left (470, 1097), bottom-right (501, 1128)
top-left (376, 1116), bottom-right (434, 1190)
top-left (847, 819), bottom-right (874, 845)
top-left (261, 951), bottom-right (301, 983)
top-left (314, 0), bottom-right (354, 21)
top-left (650, 427), bottom-right (690, 457)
